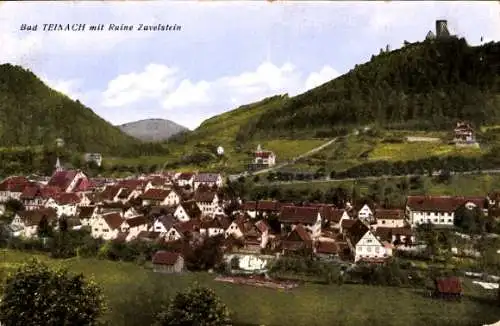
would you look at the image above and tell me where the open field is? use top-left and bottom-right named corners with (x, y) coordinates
top-left (260, 174), bottom-right (500, 197)
top-left (0, 250), bottom-right (499, 326)
top-left (291, 129), bottom-right (488, 173)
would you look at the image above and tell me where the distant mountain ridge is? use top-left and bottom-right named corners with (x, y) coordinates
top-left (118, 118), bottom-right (189, 141)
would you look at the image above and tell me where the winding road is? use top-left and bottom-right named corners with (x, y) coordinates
top-left (228, 137), bottom-right (339, 181)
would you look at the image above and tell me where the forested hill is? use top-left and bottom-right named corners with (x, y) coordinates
top-left (241, 37), bottom-right (500, 139)
top-left (0, 64), bottom-right (164, 156)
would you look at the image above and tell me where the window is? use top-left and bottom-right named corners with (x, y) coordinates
top-left (103, 229), bottom-right (109, 232)
top-left (367, 239), bottom-right (372, 243)
top-left (367, 247), bottom-right (372, 252)
top-left (381, 220), bottom-right (385, 224)
top-left (375, 247), bottom-right (379, 253)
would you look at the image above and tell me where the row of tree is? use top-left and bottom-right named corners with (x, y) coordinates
top-left (0, 259), bottom-right (231, 326)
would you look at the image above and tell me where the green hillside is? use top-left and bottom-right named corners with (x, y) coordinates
top-left (157, 95), bottom-right (329, 173)
top-left (242, 38), bottom-right (500, 139)
top-left (0, 64), bottom-right (164, 156)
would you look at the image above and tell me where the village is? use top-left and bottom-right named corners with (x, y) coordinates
top-left (0, 145), bottom-right (498, 300)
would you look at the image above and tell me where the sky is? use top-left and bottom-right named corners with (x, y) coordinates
top-left (0, 1), bottom-right (499, 130)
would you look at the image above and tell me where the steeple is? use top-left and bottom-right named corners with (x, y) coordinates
top-left (55, 157), bottom-right (63, 172)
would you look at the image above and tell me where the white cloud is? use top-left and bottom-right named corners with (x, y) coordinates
top-left (304, 66), bottom-right (340, 91)
top-left (100, 61), bottom-right (340, 128)
top-left (40, 75), bottom-right (84, 101)
top-left (102, 63), bottom-right (178, 107)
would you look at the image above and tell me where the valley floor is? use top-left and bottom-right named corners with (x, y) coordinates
top-left (0, 250), bottom-right (499, 326)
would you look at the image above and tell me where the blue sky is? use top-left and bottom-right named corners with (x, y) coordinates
top-left (0, 1), bottom-right (499, 130)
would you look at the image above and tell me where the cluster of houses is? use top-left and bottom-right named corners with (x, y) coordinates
top-left (2, 160), bottom-right (499, 271)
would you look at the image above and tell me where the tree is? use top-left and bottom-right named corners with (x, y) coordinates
top-left (4, 198), bottom-right (24, 213)
top-left (0, 259), bottom-right (105, 326)
top-left (155, 285), bottom-right (231, 326)
top-left (37, 215), bottom-right (53, 238)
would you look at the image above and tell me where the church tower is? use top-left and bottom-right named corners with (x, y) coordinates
top-left (55, 157), bottom-right (63, 172)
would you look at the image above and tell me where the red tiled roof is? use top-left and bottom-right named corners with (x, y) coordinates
top-left (193, 190), bottom-right (216, 203)
top-left (47, 170), bottom-right (78, 191)
top-left (255, 151), bottom-right (273, 158)
top-left (256, 200), bottom-right (280, 211)
top-left (102, 213), bottom-right (123, 230)
top-left (243, 201), bottom-right (257, 210)
top-left (341, 219), bottom-right (356, 230)
top-left (279, 206), bottom-right (320, 225)
top-left (152, 251), bottom-right (181, 265)
top-left (117, 179), bottom-right (146, 190)
top-left (100, 186), bottom-right (122, 201)
top-left (287, 224), bottom-right (312, 242)
top-left (315, 241), bottom-right (338, 254)
top-left (0, 176), bottom-right (30, 192)
top-left (374, 209), bottom-right (404, 220)
top-left (141, 188), bottom-right (170, 201)
top-left (20, 185), bottom-right (40, 199)
top-left (345, 219), bottom-right (369, 246)
top-left (435, 277), bottom-right (462, 294)
top-left (178, 173), bottom-right (194, 181)
top-left (125, 215), bottom-right (148, 228)
top-left (40, 186), bottom-right (60, 198)
top-left (194, 173), bottom-right (220, 183)
top-left (55, 193), bottom-right (80, 205)
top-left (17, 208), bottom-right (57, 226)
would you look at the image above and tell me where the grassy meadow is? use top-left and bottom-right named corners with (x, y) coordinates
top-left (262, 174), bottom-right (500, 198)
top-left (0, 250), bottom-right (499, 326)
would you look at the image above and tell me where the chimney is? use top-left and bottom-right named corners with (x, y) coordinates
top-left (436, 19), bottom-right (449, 38)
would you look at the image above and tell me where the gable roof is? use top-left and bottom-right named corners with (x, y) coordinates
top-left (77, 206), bottom-right (96, 219)
top-left (17, 208), bottom-right (57, 226)
top-left (193, 190), bottom-right (217, 203)
top-left (255, 220), bottom-right (269, 233)
top-left (180, 201), bottom-right (202, 218)
top-left (155, 215), bottom-right (176, 230)
top-left (194, 173), bottom-right (220, 183)
top-left (435, 276), bottom-right (462, 294)
top-left (178, 173), bottom-right (195, 181)
top-left (0, 176), bottom-right (30, 192)
top-left (125, 215), bottom-right (148, 228)
top-left (345, 219), bottom-right (369, 246)
top-left (152, 251), bottom-right (181, 265)
top-left (102, 213), bottom-right (123, 230)
top-left (256, 200), bottom-right (280, 211)
top-left (374, 209), bottom-right (404, 220)
top-left (100, 185), bottom-right (122, 201)
top-left (47, 170), bottom-right (79, 190)
top-left (285, 224), bottom-right (312, 242)
top-left (141, 188), bottom-right (170, 201)
top-left (242, 201), bottom-right (257, 211)
top-left (279, 206), bottom-right (320, 225)
top-left (54, 193), bottom-right (81, 205)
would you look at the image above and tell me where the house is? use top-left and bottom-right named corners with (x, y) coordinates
top-left (200, 218), bottom-right (226, 238)
top-left (253, 144), bottom-right (276, 167)
top-left (194, 189), bottom-right (219, 217)
top-left (141, 188), bottom-right (171, 206)
top-left (315, 240), bottom-right (339, 260)
top-left (279, 206), bottom-right (323, 238)
top-left (453, 121), bottom-right (476, 144)
top-left (374, 209), bottom-right (406, 228)
top-left (255, 200), bottom-right (281, 218)
top-left (174, 201), bottom-right (202, 222)
top-left (116, 179), bottom-right (147, 193)
top-left (151, 251), bottom-right (185, 273)
top-left (44, 193), bottom-right (81, 217)
top-left (77, 206), bottom-right (97, 226)
top-left (47, 170), bottom-right (89, 193)
top-left (375, 226), bottom-right (415, 247)
top-left (345, 219), bottom-right (391, 263)
top-left (0, 176), bottom-right (30, 202)
top-left (84, 153), bottom-right (103, 167)
top-left (176, 173), bottom-right (195, 188)
top-left (150, 215), bottom-right (177, 234)
top-left (90, 212), bottom-right (124, 240)
top-left (193, 173), bottom-right (223, 190)
top-left (98, 186), bottom-right (124, 203)
top-left (10, 208), bottom-right (57, 238)
top-left (120, 215), bottom-right (149, 241)
top-left (406, 196), bottom-right (488, 227)
top-left (325, 209), bottom-right (351, 230)
top-left (433, 276), bottom-right (463, 299)
top-left (242, 201), bottom-right (257, 218)
top-left (225, 218), bottom-right (245, 239)
top-left (356, 204), bottom-right (374, 223)
top-left (163, 189), bottom-right (182, 206)
top-left (281, 224), bottom-right (313, 254)
top-left (20, 185), bottom-right (48, 210)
